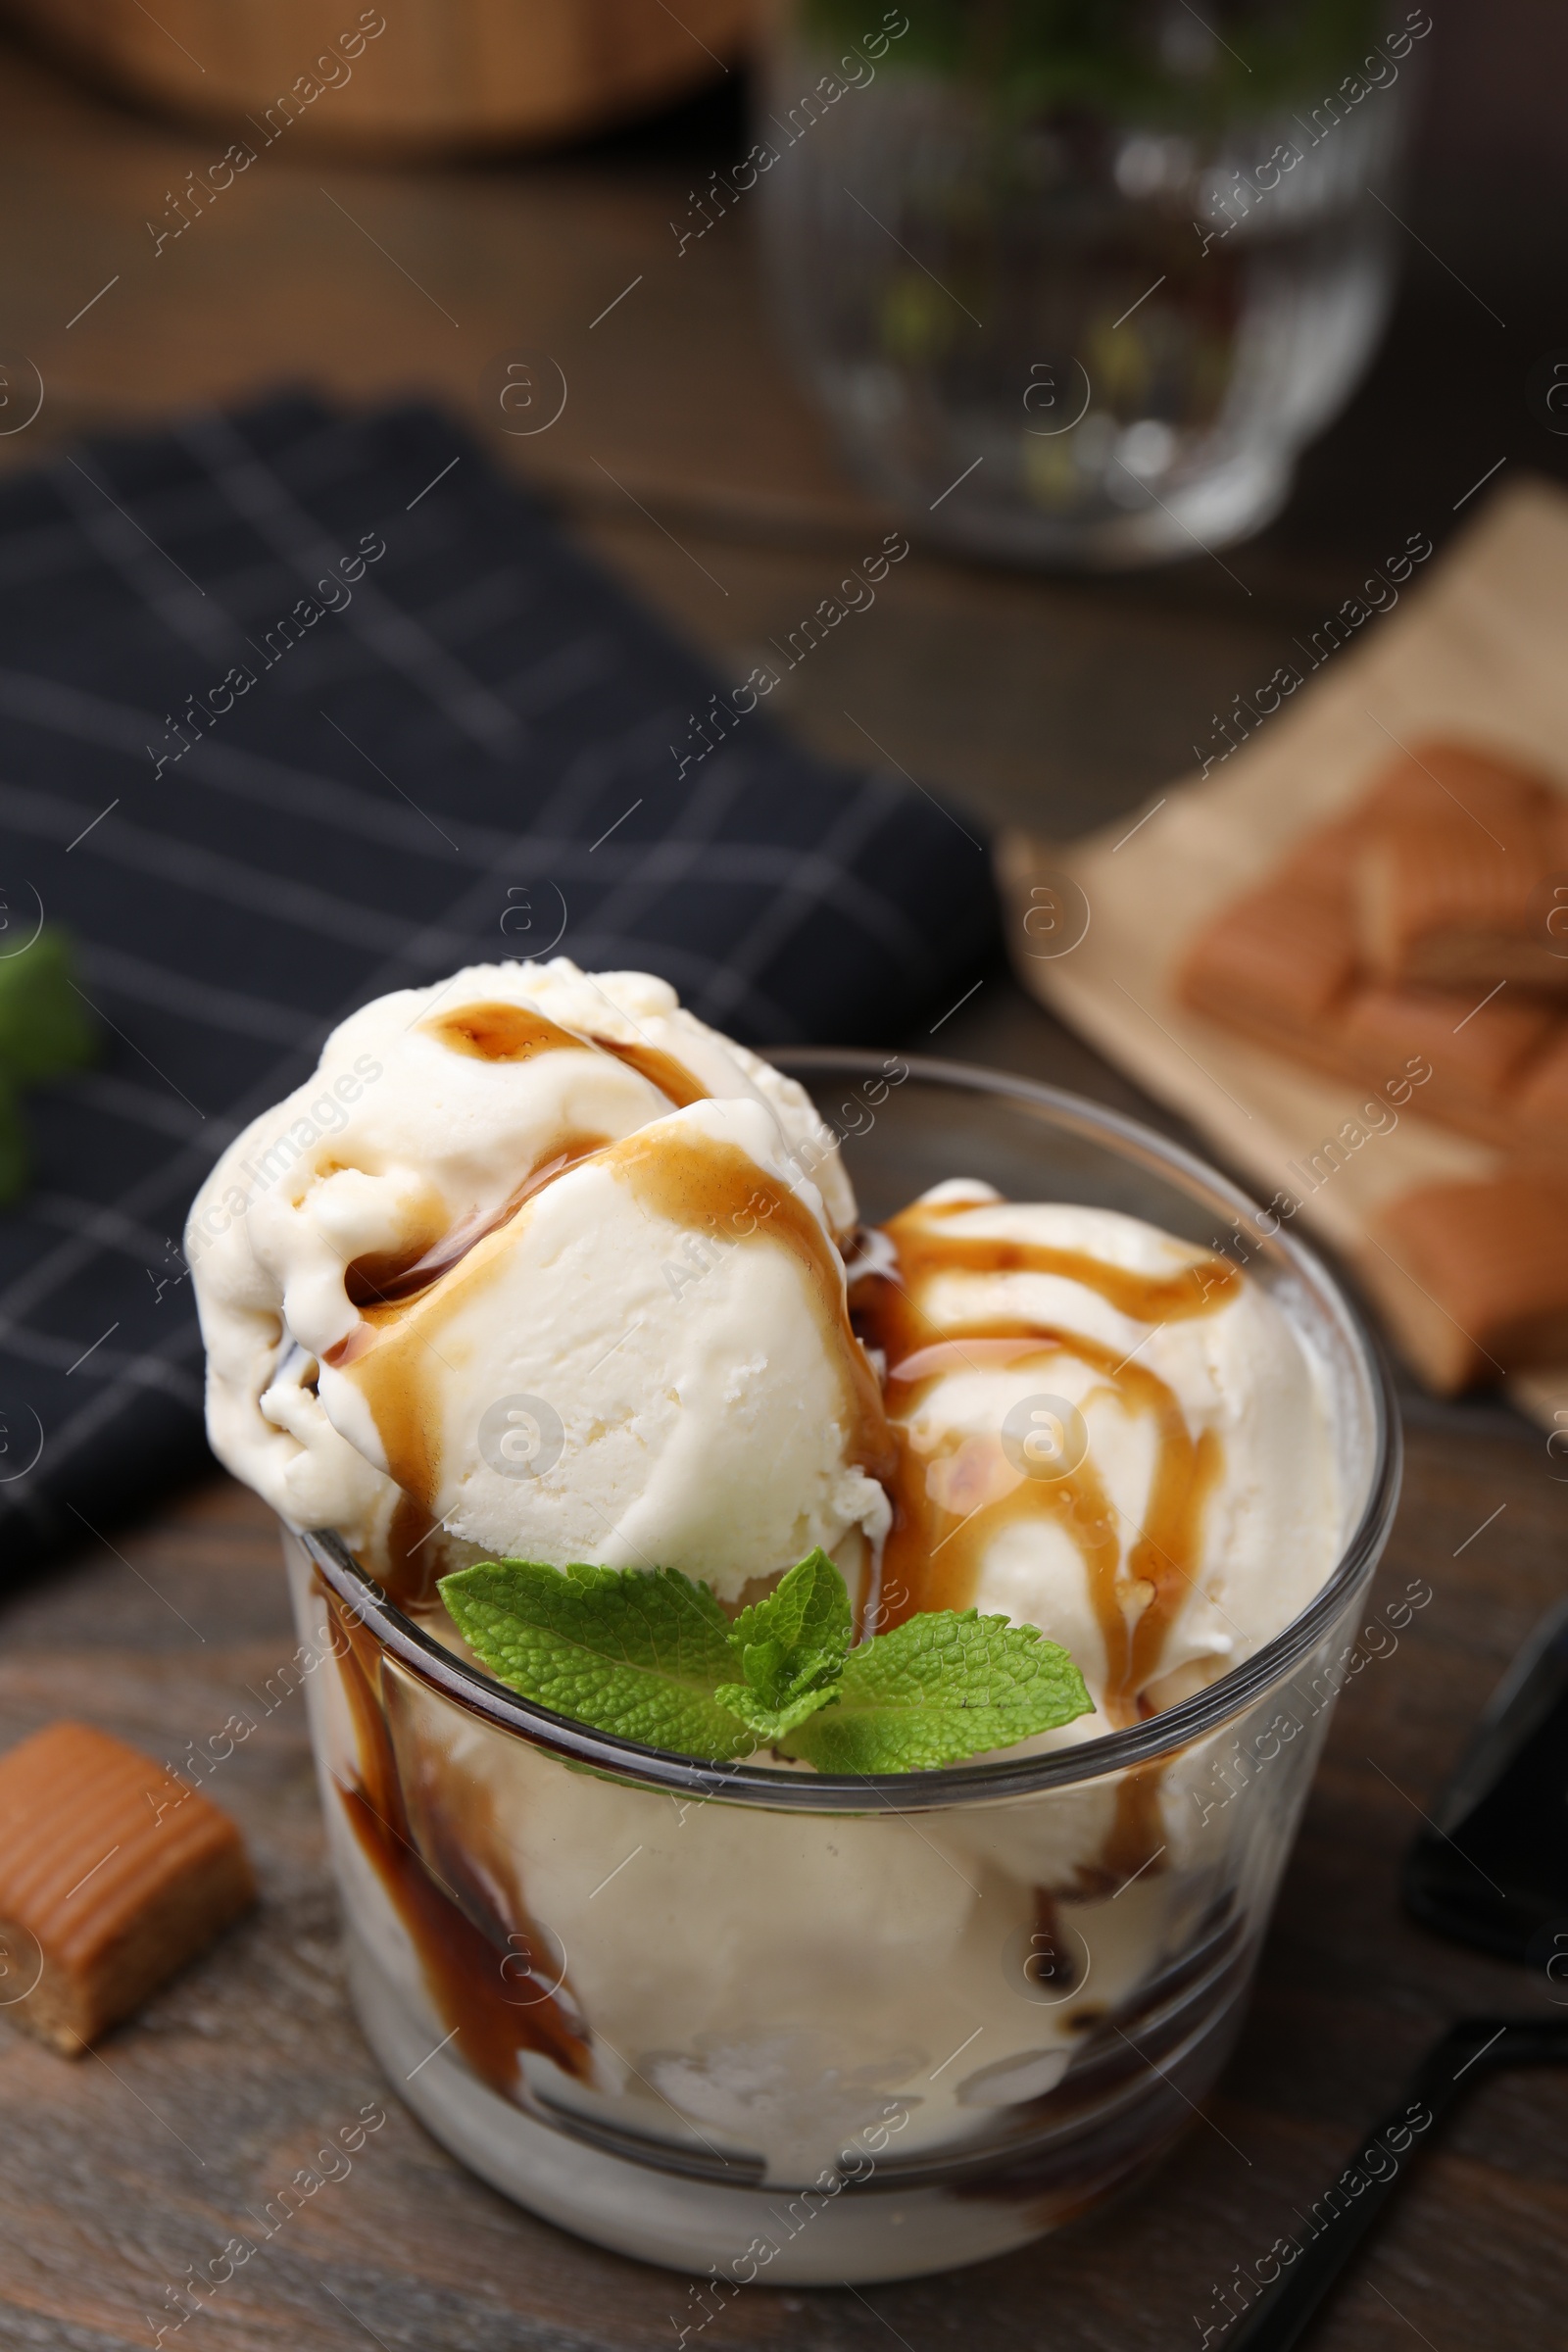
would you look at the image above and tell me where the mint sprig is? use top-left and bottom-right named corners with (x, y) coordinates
top-left (713, 1548), bottom-right (853, 1741)
top-left (439, 1551), bottom-right (1092, 1774)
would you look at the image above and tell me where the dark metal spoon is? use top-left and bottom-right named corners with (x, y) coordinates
top-left (1223, 1601), bottom-right (1568, 2352)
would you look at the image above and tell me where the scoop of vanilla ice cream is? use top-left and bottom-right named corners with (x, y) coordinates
top-left (878, 1182), bottom-right (1341, 1732)
top-left (187, 959), bottom-right (879, 1588)
top-left (326, 1095), bottom-right (890, 1591)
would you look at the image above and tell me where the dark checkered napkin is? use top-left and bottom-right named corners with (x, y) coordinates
top-left (0, 391), bottom-right (997, 1580)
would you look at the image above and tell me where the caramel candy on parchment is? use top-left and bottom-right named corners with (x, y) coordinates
top-left (0, 1721), bottom-right (255, 2054)
top-left (1362, 1169), bottom-right (1568, 1393)
top-left (1176, 886), bottom-right (1563, 1148)
top-left (1352, 742), bottom-right (1568, 995)
top-left (1176, 740), bottom-right (1568, 1153)
top-left (1176, 873), bottom-right (1358, 1053)
top-left (1337, 983), bottom-right (1557, 1142)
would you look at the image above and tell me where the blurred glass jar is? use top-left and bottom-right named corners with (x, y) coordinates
top-left (760, 0), bottom-right (1422, 566)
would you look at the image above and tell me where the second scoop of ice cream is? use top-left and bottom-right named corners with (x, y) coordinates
top-left (855, 1182), bottom-right (1341, 1732)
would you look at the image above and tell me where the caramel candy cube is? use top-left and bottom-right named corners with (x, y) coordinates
top-left (1176, 877), bottom-right (1358, 1045)
top-left (1351, 743), bottom-right (1568, 993)
top-left (0, 1721), bottom-right (255, 2054)
top-left (1357, 824), bottom-right (1540, 986)
top-left (1337, 984), bottom-right (1556, 1135)
top-left (1356, 815), bottom-right (1568, 995)
top-left (1178, 809), bottom-right (1383, 1054)
top-left (1363, 1169), bottom-right (1568, 1393)
top-left (1354, 738), bottom-right (1555, 842)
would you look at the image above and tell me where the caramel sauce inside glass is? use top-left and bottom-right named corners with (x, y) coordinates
top-left (325, 1585), bottom-right (594, 2097)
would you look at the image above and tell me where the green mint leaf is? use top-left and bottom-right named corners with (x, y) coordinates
top-left (780, 1609), bottom-right (1093, 1774)
top-left (0, 927), bottom-right (97, 1088)
top-left (439, 1559), bottom-right (754, 1763)
top-left (440, 1555), bottom-right (1093, 1777)
top-left (714, 1547), bottom-right (852, 1740)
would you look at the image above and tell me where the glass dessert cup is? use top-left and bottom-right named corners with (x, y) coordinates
top-left (282, 1055), bottom-right (1400, 2284)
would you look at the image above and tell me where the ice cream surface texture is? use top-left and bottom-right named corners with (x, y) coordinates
top-left (188, 959), bottom-right (885, 1601)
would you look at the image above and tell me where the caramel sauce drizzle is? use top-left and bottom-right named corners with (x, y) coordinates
top-left (612, 1125), bottom-right (896, 1490)
top-left (1102, 1768), bottom-right (1171, 1884)
top-left (426, 998), bottom-right (711, 1110)
top-left (427, 1002), bottom-right (586, 1063)
top-left (323, 1583), bottom-right (593, 2093)
top-left (851, 1205), bottom-right (1234, 1731)
top-left (337, 1001), bottom-right (710, 1324)
top-left (343, 1139), bottom-right (611, 1312)
top-left (882, 1199), bottom-right (1240, 1326)
top-left (383, 1491), bottom-right (444, 1614)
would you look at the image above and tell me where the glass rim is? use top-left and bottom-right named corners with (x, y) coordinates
top-left (301, 1052), bottom-right (1402, 1812)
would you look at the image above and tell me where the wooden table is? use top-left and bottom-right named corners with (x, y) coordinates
top-left (1, 30), bottom-right (1565, 2352)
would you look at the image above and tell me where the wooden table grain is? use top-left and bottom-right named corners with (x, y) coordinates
top-left (1, 26), bottom-right (1566, 2352)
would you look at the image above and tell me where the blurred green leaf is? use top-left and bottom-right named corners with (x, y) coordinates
top-left (0, 926), bottom-right (97, 1087)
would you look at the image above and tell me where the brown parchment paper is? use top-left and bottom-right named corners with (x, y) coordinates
top-left (998, 476), bottom-right (1568, 1429)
